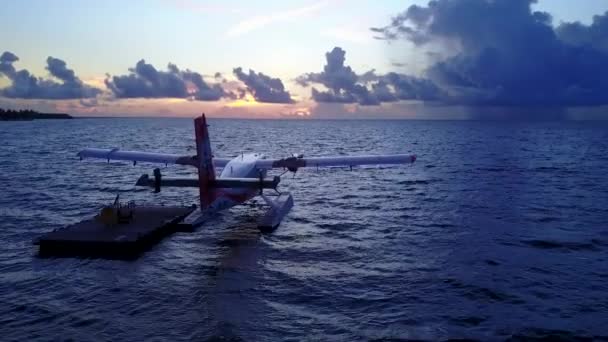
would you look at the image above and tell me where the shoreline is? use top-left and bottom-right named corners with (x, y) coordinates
top-left (0, 113), bottom-right (73, 121)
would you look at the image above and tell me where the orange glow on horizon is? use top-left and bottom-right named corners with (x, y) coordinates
top-left (165, 98), bottom-right (188, 104)
top-left (226, 94), bottom-right (265, 108)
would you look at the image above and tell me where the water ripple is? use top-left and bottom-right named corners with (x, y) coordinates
top-left (0, 119), bottom-right (607, 340)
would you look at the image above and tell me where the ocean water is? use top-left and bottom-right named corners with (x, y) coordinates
top-left (0, 118), bottom-right (607, 341)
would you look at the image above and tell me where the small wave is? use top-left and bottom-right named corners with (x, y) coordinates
top-left (290, 216), bottom-right (313, 224)
top-left (527, 266), bottom-right (556, 275)
top-left (528, 206), bottom-right (555, 214)
top-left (443, 278), bottom-right (522, 303)
top-left (308, 199), bottom-right (330, 205)
top-left (316, 222), bottom-right (356, 230)
top-left (422, 197), bottom-right (442, 202)
top-left (533, 216), bottom-right (561, 223)
top-left (449, 315), bottom-right (487, 327)
top-left (68, 315), bottom-right (102, 328)
top-left (413, 222), bottom-right (456, 229)
top-left (508, 328), bottom-right (606, 341)
top-left (521, 239), bottom-right (602, 252)
top-left (533, 166), bottom-right (560, 172)
top-left (216, 238), bottom-right (255, 248)
top-left (476, 167), bottom-right (506, 172)
top-left (393, 206), bottom-right (421, 211)
top-left (398, 179), bottom-right (430, 185)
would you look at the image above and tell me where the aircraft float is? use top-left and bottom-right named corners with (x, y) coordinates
top-left (78, 115), bottom-right (416, 230)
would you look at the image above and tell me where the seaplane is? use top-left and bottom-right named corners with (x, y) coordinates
top-left (77, 114), bottom-right (417, 231)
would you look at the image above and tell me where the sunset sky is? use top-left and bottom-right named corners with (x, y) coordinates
top-left (1, 0), bottom-right (607, 119)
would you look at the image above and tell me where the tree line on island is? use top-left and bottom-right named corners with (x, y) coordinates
top-left (0, 108), bottom-right (72, 121)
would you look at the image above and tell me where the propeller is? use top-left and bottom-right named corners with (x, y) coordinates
top-left (289, 153), bottom-right (304, 177)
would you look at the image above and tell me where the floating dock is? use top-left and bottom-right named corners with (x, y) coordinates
top-left (36, 205), bottom-right (196, 259)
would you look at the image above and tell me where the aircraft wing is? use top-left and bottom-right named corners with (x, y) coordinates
top-left (255, 154), bottom-right (416, 170)
top-left (77, 148), bottom-right (232, 167)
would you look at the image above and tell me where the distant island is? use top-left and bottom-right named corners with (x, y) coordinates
top-left (0, 108), bottom-right (73, 121)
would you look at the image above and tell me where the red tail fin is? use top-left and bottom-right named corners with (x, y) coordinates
top-left (194, 114), bottom-right (216, 209)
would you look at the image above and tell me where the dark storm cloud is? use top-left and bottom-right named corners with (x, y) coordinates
top-left (232, 67), bottom-right (294, 104)
top-left (105, 60), bottom-right (230, 101)
top-left (298, 47), bottom-right (377, 105)
top-left (46, 57), bottom-right (78, 83)
top-left (357, 69), bottom-right (380, 83)
top-left (0, 52), bottom-right (101, 99)
top-left (383, 72), bottom-right (443, 101)
top-left (371, 0), bottom-right (608, 108)
top-left (557, 11), bottom-right (608, 52)
top-left (298, 47), bottom-right (443, 105)
top-left (0, 51), bottom-right (18, 63)
top-left (0, 51), bottom-right (19, 79)
top-left (312, 47), bottom-right (358, 92)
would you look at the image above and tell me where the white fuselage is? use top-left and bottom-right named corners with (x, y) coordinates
top-left (205, 153), bottom-right (266, 212)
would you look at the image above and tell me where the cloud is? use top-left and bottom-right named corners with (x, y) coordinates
top-left (557, 11), bottom-right (608, 52)
top-left (46, 57), bottom-right (78, 83)
top-left (298, 47), bottom-right (443, 105)
top-left (0, 52), bottom-right (19, 79)
top-left (383, 72), bottom-right (442, 101)
top-left (0, 51), bottom-right (18, 63)
top-left (0, 52), bottom-right (101, 99)
top-left (225, 1), bottom-right (328, 37)
top-left (233, 67), bottom-right (294, 103)
top-left (371, 0), bottom-right (608, 108)
top-left (298, 47), bottom-right (374, 105)
top-left (105, 60), bottom-right (231, 101)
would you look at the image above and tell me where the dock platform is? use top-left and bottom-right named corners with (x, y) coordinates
top-left (36, 205), bottom-right (196, 259)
